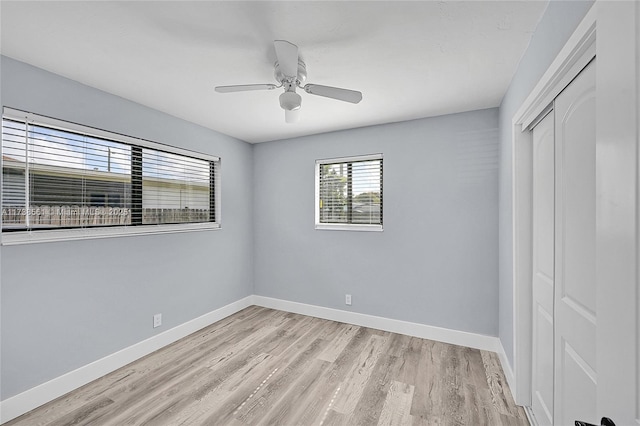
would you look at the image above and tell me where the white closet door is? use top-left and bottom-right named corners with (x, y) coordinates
top-left (531, 111), bottom-right (555, 426)
top-left (554, 59), bottom-right (597, 426)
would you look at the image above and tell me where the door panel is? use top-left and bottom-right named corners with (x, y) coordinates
top-left (560, 338), bottom-right (598, 424)
top-left (554, 59), bottom-right (597, 426)
top-left (531, 111), bottom-right (555, 426)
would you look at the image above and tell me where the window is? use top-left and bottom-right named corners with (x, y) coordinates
top-left (1, 108), bottom-right (219, 242)
top-left (315, 154), bottom-right (383, 231)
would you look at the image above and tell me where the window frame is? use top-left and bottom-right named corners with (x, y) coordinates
top-left (315, 153), bottom-right (383, 232)
top-left (1, 108), bottom-right (221, 245)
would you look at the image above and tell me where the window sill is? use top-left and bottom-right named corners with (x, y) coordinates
top-left (315, 223), bottom-right (383, 232)
top-left (1, 222), bottom-right (221, 246)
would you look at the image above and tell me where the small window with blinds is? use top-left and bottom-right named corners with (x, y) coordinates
top-left (315, 154), bottom-right (383, 231)
top-left (1, 108), bottom-right (220, 239)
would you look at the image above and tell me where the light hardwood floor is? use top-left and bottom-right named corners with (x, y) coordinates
top-left (5, 306), bottom-right (528, 425)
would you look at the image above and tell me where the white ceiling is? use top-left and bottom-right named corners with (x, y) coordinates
top-left (1, 1), bottom-right (548, 143)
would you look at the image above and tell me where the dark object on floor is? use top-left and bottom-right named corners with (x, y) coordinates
top-left (575, 417), bottom-right (616, 426)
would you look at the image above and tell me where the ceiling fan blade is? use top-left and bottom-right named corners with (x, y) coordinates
top-left (303, 84), bottom-right (363, 104)
top-left (215, 84), bottom-right (278, 93)
top-left (274, 40), bottom-right (299, 78)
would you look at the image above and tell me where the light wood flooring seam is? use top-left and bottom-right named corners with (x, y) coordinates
top-left (4, 306), bottom-right (528, 426)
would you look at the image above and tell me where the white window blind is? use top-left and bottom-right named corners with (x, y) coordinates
top-left (142, 148), bottom-right (214, 225)
top-left (316, 154), bottom-right (383, 230)
top-left (1, 109), bottom-right (219, 234)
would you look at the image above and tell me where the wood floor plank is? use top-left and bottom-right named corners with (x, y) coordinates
top-left (377, 380), bottom-right (415, 426)
top-left (480, 350), bottom-right (529, 424)
top-left (234, 338), bottom-right (326, 424)
top-left (316, 318), bottom-right (345, 341)
top-left (439, 345), bottom-right (470, 425)
top-left (135, 352), bottom-right (273, 425)
top-left (288, 325), bottom-right (380, 426)
top-left (92, 324), bottom-right (282, 424)
top-left (331, 333), bottom-right (388, 415)
top-left (396, 336), bottom-right (426, 386)
top-left (7, 307), bottom-right (274, 426)
top-left (296, 382), bottom-right (342, 426)
top-left (5, 307), bottom-right (529, 426)
top-left (320, 409), bottom-right (348, 426)
top-left (460, 347), bottom-right (504, 424)
top-left (347, 333), bottom-right (412, 425)
top-left (204, 317), bottom-right (330, 424)
top-left (5, 368), bottom-right (135, 426)
top-left (46, 396), bottom-right (114, 426)
top-left (409, 339), bottom-right (447, 422)
top-left (317, 323), bottom-right (360, 362)
top-left (252, 358), bottom-right (330, 425)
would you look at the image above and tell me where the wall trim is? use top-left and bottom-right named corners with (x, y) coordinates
top-left (0, 296), bottom-right (254, 424)
top-left (496, 339), bottom-right (516, 400)
top-left (515, 16), bottom-right (596, 130)
top-left (524, 406), bottom-right (539, 426)
top-left (252, 295), bottom-right (502, 353)
top-left (1, 295), bottom-right (519, 424)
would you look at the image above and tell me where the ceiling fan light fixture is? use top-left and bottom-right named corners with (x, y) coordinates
top-left (279, 91), bottom-right (302, 111)
top-left (285, 109), bottom-right (300, 123)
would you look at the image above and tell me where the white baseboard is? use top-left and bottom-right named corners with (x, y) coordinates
top-left (1, 295), bottom-right (517, 424)
top-left (254, 297), bottom-right (525, 411)
top-left (0, 296), bottom-right (254, 424)
top-left (495, 341), bottom-right (517, 403)
top-left (252, 295), bottom-right (503, 353)
top-left (524, 406), bottom-right (538, 426)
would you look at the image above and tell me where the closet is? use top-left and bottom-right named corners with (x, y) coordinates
top-left (530, 60), bottom-right (596, 425)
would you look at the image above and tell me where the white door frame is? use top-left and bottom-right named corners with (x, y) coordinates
top-left (594, 2), bottom-right (639, 423)
top-left (511, 3), bottom-right (639, 423)
top-left (512, 4), bottom-right (596, 406)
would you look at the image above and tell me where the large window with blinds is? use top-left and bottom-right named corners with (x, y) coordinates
top-left (315, 154), bottom-right (383, 231)
top-left (1, 108), bottom-right (220, 239)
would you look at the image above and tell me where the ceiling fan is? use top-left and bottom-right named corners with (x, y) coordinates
top-left (215, 40), bottom-right (363, 123)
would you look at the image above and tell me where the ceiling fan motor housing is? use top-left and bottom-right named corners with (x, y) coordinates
top-left (276, 59), bottom-right (305, 112)
top-left (274, 59), bottom-right (307, 85)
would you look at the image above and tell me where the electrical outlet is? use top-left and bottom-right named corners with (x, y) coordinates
top-left (345, 294), bottom-right (352, 306)
top-left (153, 313), bottom-right (162, 328)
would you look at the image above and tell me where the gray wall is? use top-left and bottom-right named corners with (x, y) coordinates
top-left (0, 56), bottom-right (254, 399)
top-left (253, 109), bottom-right (500, 336)
top-left (0, 0), bottom-right (597, 401)
top-left (498, 0), bottom-right (594, 367)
